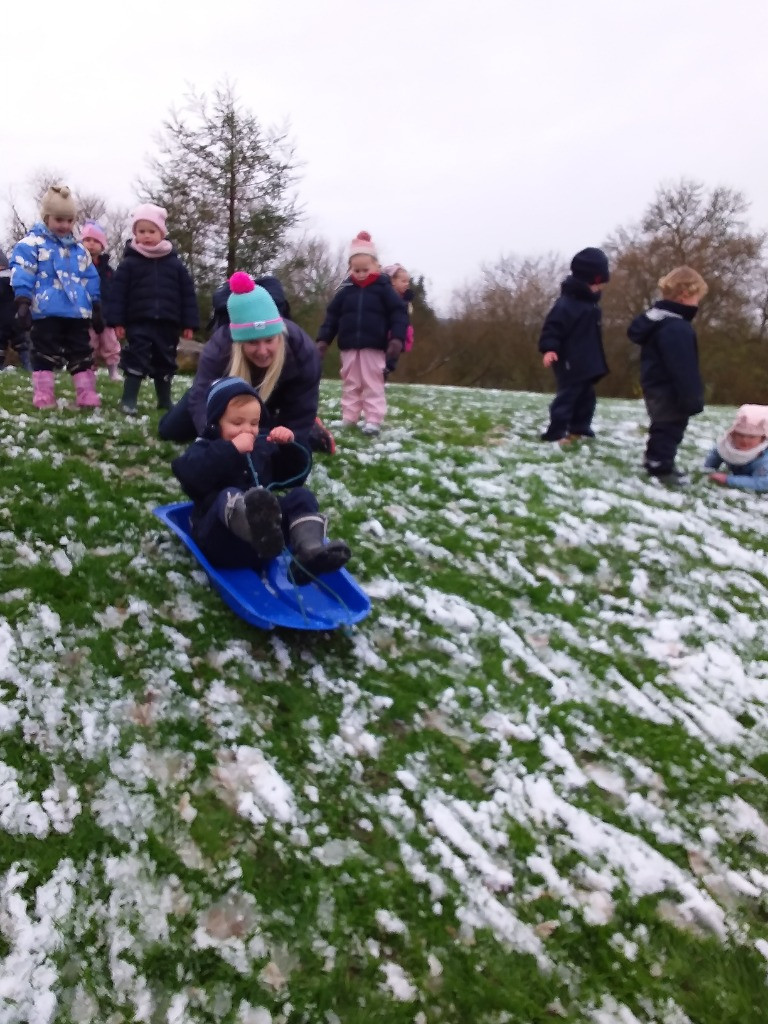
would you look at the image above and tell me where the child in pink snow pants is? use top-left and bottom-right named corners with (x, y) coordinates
top-left (81, 222), bottom-right (121, 380)
top-left (316, 231), bottom-right (408, 437)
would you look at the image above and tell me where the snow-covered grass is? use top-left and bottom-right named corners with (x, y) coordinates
top-left (0, 369), bottom-right (767, 1024)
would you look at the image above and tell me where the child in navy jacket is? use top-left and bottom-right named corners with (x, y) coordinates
top-left (108, 204), bottom-right (199, 415)
top-left (316, 231), bottom-right (407, 436)
top-left (539, 247), bottom-right (610, 443)
top-left (171, 377), bottom-right (351, 583)
top-left (627, 266), bottom-right (708, 485)
top-left (81, 221), bottom-right (121, 381)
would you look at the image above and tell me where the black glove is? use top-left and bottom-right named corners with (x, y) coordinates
top-left (386, 338), bottom-right (403, 364)
top-left (15, 298), bottom-right (32, 333)
top-left (316, 340), bottom-right (329, 359)
top-left (91, 302), bottom-right (105, 334)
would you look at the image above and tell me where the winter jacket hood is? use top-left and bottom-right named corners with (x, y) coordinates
top-left (628, 299), bottom-right (698, 345)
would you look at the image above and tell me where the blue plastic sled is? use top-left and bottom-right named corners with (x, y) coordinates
top-left (153, 502), bottom-right (371, 631)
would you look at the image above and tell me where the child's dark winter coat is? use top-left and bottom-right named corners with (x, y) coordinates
top-left (627, 300), bottom-right (703, 419)
top-left (538, 277), bottom-right (608, 383)
top-left (172, 424), bottom-right (316, 569)
top-left (107, 242), bottom-right (198, 328)
top-left (317, 275), bottom-right (408, 352)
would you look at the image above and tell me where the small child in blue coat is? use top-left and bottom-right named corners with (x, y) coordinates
top-left (10, 185), bottom-right (102, 408)
top-left (705, 405), bottom-right (768, 492)
top-left (538, 247), bottom-right (610, 443)
top-left (171, 377), bottom-right (351, 583)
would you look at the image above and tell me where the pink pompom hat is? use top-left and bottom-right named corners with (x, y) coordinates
top-left (226, 271), bottom-right (285, 341)
top-left (348, 230), bottom-right (378, 261)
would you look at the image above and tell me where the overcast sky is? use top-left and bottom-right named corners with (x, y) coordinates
top-left (4, 0), bottom-right (767, 310)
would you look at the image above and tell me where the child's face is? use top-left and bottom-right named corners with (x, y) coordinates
top-left (731, 430), bottom-right (765, 451)
top-left (47, 215), bottom-right (74, 236)
top-left (82, 237), bottom-right (104, 258)
top-left (676, 289), bottom-right (702, 307)
top-left (134, 220), bottom-right (164, 246)
top-left (349, 254), bottom-right (375, 283)
top-left (391, 269), bottom-right (410, 296)
top-left (220, 397), bottom-right (261, 441)
top-left (589, 283), bottom-right (605, 294)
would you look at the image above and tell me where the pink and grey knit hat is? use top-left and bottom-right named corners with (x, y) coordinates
top-left (226, 272), bottom-right (285, 342)
top-left (131, 203), bottom-right (168, 238)
top-left (81, 221), bottom-right (108, 250)
top-left (348, 230), bottom-right (378, 261)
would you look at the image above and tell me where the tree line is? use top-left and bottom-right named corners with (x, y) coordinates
top-left (4, 83), bottom-right (766, 405)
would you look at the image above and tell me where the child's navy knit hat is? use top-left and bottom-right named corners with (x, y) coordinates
top-left (205, 377), bottom-right (263, 430)
top-left (570, 247), bottom-right (610, 285)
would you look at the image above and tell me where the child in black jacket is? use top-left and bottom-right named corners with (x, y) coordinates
top-left (81, 221), bottom-right (121, 381)
top-left (316, 230), bottom-right (407, 436)
top-left (108, 204), bottom-right (199, 415)
top-left (538, 247), bottom-right (610, 443)
top-left (627, 266), bottom-right (708, 486)
top-left (171, 377), bottom-right (351, 583)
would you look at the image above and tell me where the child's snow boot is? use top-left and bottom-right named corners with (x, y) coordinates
top-left (17, 341), bottom-right (32, 371)
top-left (288, 514), bottom-right (351, 585)
top-left (32, 370), bottom-right (56, 409)
top-left (108, 364), bottom-right (121, 382)
top-left (154, 376), bottom-right (173, 410)
top-left (120, 374), bottom-right (142, 415)
top-left (73, 368), bottom-right (101, 408)
top-left (225, 487), bottom-right (284, 560)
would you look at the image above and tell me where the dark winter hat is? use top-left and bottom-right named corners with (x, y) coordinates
top-left (205, 376), bottom-right (263, 429)
top-left (570, 247), bottom-right (610, 285)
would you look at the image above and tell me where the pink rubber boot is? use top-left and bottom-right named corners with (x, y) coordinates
top-left (32, 370), bottom-right (56, 409)
top-left (73, 369), bottom-right (101, 408)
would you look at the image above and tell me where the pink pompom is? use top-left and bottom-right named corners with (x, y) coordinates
top-left (356, 231), bottom-right (371, 242)
top-left (229, 271), bottom-right (255, 294)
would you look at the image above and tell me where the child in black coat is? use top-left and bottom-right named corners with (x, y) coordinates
top-left (81, 222), bottom-right (121, 381)
top-left (108, 204), bottom-right (199, 415)
top-left (0, 247), bottom-right (31, 370)
top-left (538, 247), bottom-right (610, 443)
top-left (627, 266), bottom-right (708, 486)
top-left (316, 230), bottom-right (408, 436)
top-left (171, 377), bottom-right (351, 583)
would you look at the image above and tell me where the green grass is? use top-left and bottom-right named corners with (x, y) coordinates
top-left (1, 369), bottom-right (767, 1023)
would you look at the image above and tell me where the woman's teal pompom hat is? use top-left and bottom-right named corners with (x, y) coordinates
top-left (227, 271), bottom-right (285, 342)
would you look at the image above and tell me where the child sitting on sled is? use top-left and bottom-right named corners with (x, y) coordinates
top-left (704, 404), bottom-right (768, 492)
top-left (171, 376), bottom-right (351, 582)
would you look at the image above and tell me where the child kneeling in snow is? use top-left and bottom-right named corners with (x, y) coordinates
top-left (704, 404), bottom-right (768, 492)
top-left (171, 377), bottom-right (351, 582)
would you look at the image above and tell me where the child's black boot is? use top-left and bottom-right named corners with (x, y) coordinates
top-left (154, 376), bottom-right (173, 410)
top-left (120, 374), bottom-right (142, 415)
top-left (288, 514), bottom-right (351, 585)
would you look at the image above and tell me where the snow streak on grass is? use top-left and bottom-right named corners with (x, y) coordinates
top-left (0, 369), bottom-right (767, 1024)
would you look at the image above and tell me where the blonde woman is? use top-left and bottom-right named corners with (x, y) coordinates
top-left (159, 273), bottom-right (321, 455)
